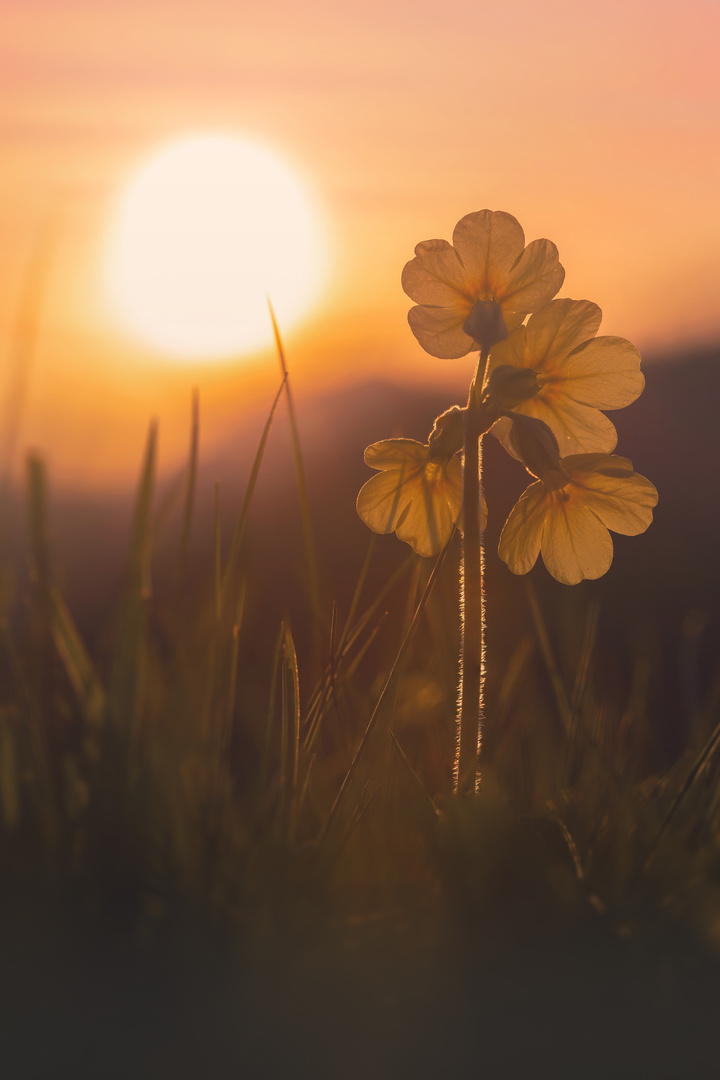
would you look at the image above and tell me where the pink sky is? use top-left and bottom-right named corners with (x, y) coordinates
top-left (1, 0), bottom-right (718, 486)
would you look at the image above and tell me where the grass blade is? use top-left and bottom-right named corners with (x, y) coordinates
top-left (319, 535), bottom-right (453, 847)
top-left (108, 421), bottom-right (157, 738)
top-left (220, 376), bottom-right (286, 611)
top-left (268, 301), bottom-right (321, 641)
top-left (47, 584), bottom-right (106, 728)
top-left (179, 388), bottom-right (200, 586)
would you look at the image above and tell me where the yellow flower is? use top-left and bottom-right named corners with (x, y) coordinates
top-left (357, 438), bottom-right (483, 557)
top-left (401, 210), bottom-right (565, 359)
top-left (498, 454), bottom-right (657, 585)
top-left (485, 299), bottom-right (644, 455)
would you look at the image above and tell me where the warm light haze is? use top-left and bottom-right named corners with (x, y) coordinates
top-left (105, 134), bottom-right (324, 360)
top-left (1, 0), bottom-right (718, 486)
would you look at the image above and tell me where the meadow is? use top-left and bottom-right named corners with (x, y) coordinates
top-left (1, 325), bottom-right (720, 1078)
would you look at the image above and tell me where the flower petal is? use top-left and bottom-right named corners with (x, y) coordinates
top-left (560, 336), bottom-right (645, 409)
top-left (498, 481), bottom-right (546, 574)
top-left (451, 210), bottom-right (526, 297)
top-left (401, 239), bottom-right (473, 306)
top-left (395, 474), bottom-right (457, 556)
top-left (500, 239), bottom-right (565, 314)
top-left (501, 394), bottom-right (619, 456)
top-left (357, 469), bottom-right (415, 536)
top-left (364, 438), bottom-right (427, 471)
top-left (407, 304), bottom-right (475, 359)
top-left (564, 455), bottom-right (658, 535)
top-left (524, 299), bottom-right (602, 367)
top-left (540, 494), bottom-right (613, 585)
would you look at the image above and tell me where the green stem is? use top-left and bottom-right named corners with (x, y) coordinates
top-left (455, 351), bottom-right (488, 793)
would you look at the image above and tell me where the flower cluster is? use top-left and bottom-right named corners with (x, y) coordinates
top-left (357, 209), bottom-right (657, 584)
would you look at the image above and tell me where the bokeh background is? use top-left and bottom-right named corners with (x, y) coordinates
top-left (2, 0), bottom-right (718, 484)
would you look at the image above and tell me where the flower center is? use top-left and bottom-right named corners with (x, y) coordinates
top-left (462, 299), bottom-right (508, 353)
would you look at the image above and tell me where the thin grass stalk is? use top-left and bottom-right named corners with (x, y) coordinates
top-left (326, 602), bottom-right (349, 752)
top-left (178, 388), bottom-right (199, 587)
top-left (267, 301), bottom-right (322, 646)
top-left (283, 623), bottom-right (301, 842)
top-left (223, 581), bottom-right (246, 754)
top-left (1, 213), bottom-right (60, 483)
top-left (456, 357), bottom-right (488, 793)
top-left (643, 711), bottom-right (720, 872)
top-left (47, 584), bottom-right (106, 729)
top-left (220, 375), bottom-right (286, 612)
top-left (0, 624), bottom-right (52, 801)
top-left (109, 421), bottom-right (156, 744)
top-left (389, 730), bottom-right (439, 822)
top-left (319, 536), bottom-right (452, 846)
top-left (260, 623), bottom-right (285, 799)
top-left (523, 576), bottom-right (573, 735)
top-left (213, 480), bottom-right (222, 623)
top-left (302, 554), bottom-right (413, 751)
top-left (337, 534), bottom-right (377, 654)
top-left (26, 455), bottom-right (55, 759)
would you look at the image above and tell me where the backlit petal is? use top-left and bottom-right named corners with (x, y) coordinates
top-left (395, 474), bottom-right (456, 556)
top-left (500, 239), bottom-right (565, 314)
top-left (498, 481), bottom-right (546, 574)
top-left (401, 239), bottom-right (473, 306)
top-left (356, 469), bottom-right (416, 536)
top-left (364, 438), bottom-right (427, 470)
top-left (407, 304), bottom-right (475, 359)
top-left (504, 394), bottom-right (619, 456)
top-left (564, 455), bottom-right (658, 535)
top-left (452, 210), bottom-right (526, 297)
top-left (560, 336), bottom-right (645, 408)
top-left (524, 299), bottom-right (602, 367)
top-left (540, 494), bottom-right (613, 585)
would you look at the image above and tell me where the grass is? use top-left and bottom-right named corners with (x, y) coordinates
top-left (1, 358), bottom-right (720, 1078)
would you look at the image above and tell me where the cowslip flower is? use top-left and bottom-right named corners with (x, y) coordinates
top-left (498, 450), bottom-right (658, 585)
top-left (484, 298), bottom-right (644, 455)
top-left (357, 431), bottom-right (485, 557)
top-left (401, 210), bottom-right (565, 359)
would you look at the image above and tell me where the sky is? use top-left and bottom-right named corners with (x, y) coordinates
top-left (1, 0), bottom-right (718, 487)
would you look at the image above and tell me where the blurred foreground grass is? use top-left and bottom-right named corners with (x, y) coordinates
top-left (1, 377), bottom-right (720, 1079)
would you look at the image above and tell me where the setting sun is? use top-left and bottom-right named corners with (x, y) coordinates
top-left (104, 133), bottom-right (325, 360)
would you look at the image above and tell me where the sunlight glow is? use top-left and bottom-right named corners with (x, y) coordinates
top-left (105, 134), bottom-right (325, 360)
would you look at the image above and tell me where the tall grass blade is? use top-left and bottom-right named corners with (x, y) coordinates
top-left (178, 388), bottom-right (200, 586)
top-left (108, 421), bottom-right (157, 739)
top-left (389, 730), bottom-right (438, 822)
top-left (27, 454), bottom-right (53, 596)
top-left (319, 536), bottom-right (452, 846)
top-left (220, 376), bottom-right (286, 612)
top-left (214, 480), bottom-right (222, 623)
top-left (260, 622), bottom-right (285, 799)
top-left (643, 711), bottom-right (720, 871)
top-left (283, 622), bottom-right (301, 841)
top-left (47, 585), bottom-right (106, 728)
top-left (267, 301), bottom-right (321, 641)
top-left (524, 577), bottom-right (572, 736)
top-left (1, 212), bottom-right (60, 482)
top-left (337, 534), bottom-right (376, 654)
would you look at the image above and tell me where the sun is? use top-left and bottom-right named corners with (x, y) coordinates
top-left (104, 133), bottom-right (325, 361)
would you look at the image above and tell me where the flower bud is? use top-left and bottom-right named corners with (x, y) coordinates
top-left (427, 406), bottom-right (466, 459)
top-left (462, 299), bottom-right (508, 353)
top-left (483, 364), bottom-right (540, 411)
top-left (507, 413), bottom-right (566, 488)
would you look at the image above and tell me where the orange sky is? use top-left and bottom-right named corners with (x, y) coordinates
top-left (1, 0), bottom-right (718, 488)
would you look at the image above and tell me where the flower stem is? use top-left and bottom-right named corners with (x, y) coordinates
top-left (455, 351), bottom-right (488, 793)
